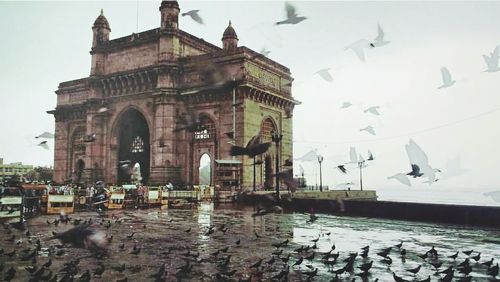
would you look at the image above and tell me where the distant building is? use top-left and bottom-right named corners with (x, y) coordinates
top-left (0, 158), bottom-right (33, 182)
top-left (49, 1), bottom-right (299, 187)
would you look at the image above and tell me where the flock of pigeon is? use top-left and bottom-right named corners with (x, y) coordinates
top-left (1, 207), bottom-right (499, 282)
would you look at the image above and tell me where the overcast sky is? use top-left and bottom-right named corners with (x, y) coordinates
top-left (1, 1), bottom-right (500, 204)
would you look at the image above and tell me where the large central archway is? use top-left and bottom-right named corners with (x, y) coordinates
top-left (116, 108), bottom-right (150, 184)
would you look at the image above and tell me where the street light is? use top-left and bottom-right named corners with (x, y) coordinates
top-left (358, 159), bottom-right (365, 191)
top-left (317, 155), bottom-right (324, 192)
top-left (271, 130), bottom-right (283, 199)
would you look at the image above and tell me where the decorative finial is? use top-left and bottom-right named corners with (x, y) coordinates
top-left (229, 20), bottom-right (232, 26)
top-left (100, 9), bottom-right (104, 16)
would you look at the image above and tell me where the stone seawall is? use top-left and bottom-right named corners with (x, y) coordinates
top-left (238, 192), bottom-right (500, 228)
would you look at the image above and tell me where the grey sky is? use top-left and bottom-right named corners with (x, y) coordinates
top-left (1, 1), bottom-right (500, 202)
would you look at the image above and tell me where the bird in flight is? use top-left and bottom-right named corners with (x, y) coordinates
top-left (364, 106), bottom-right (381, 116)
top-left (367, 150), bottom-right (375, 161)
top-left (388, 173), bottom-right (412, 187)
top-left (83, 133), bottom-right (96, 143)
top-left (37, 141), bottom-right (49, 150)
top-left (438, 67), bottom-right (456, 89)
top-left (371, 24), bottom-right (390, 47)
top-left (406, 139), bottom-right (440, 184)
top-left (336, 165), bottom-right (347, 174)
top-left (349, 147), bottom-right (358, 164)
top-left (360, 125), bottom-right (376, 135)
top-left (345, 39), bottom-right (373, 62)
top-left (407, 164), bottom-right (424, 178)
top-left (97, 107), bottom-right (109, 113)
top-left (295, 149), bottom-right (318, 162)
top-left (276, 2), bottom-right (307, 25)
top-left (230, 134), bottom-right (271, 158)
top-left (35, 132), bottom-right (54, 139)
top-left (181, 10), bottom-right (204, 25)
top-left (175, 110), bottom-right (205, 133)
top-left (340, 102), bottom-right (352, 109)
top-left (315, 68), bottom-right (333, 82)
top-left (483, 45), bottom-right (500, 72)
top-left (441, 156), bottom-right (469, 179)
top-left (260, 47), bottom-right (271, 57)
top-left (484, 191), bottom-right (500, 202)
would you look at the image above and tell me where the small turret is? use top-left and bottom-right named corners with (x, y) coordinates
top-left (222, 21), bottom-right (238, 51)
top-left (92, 9), bottom-right (111, 48)
top-left (159, 1), bottom-right (180, 29)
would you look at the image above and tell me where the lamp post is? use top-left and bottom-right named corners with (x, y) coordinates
top-left (317, 155), bottom-right (324, 192)
top-left (253, 156), bottom-right (256, 192)
top-left (358, 160), bottom-right (365, 191)
top-left (271, 130), bottom-right (283, 199)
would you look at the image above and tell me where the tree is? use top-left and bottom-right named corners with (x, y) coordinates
top-left (33, 166), bottom-right (54, 183)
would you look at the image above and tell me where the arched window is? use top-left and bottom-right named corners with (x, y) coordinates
top-left (194, 116), bottom-right (215, 140)
top-left (72, 128), bottom-right (86, 155)
top-left (131, 136), bottom-right (144, 153)
top-left (260, 118), bottom-right (276, 142)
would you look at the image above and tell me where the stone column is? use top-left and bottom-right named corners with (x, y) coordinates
top-left (53, 120), bottom-right (69, 184)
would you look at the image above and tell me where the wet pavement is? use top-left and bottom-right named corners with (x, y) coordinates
top-left (1, 203), bottom-right (499, 281)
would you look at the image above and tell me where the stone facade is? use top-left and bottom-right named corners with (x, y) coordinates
top-left (49, 1), bottom-right (299, 187)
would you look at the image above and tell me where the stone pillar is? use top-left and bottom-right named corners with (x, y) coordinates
top-left (53, 120), bottom-right (69, 184)
top-left (81, 110), bottom-right (106, 184)
top-left (149, 92), bottom-right (180, 185)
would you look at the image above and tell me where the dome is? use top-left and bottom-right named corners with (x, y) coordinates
top-left (93, 9), bottom-right (110, 30)
top-left (160, 1), bottom-right (179, 11)
top-left (222, 21), bottom-right (238, 40)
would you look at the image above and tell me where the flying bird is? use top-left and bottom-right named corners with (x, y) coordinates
top-left (406, 139), bottom-right (439, 184)
top-left (484, 191), bottom-right (500, 202)
top-left (175, 110), bottom-right (205, 132)
top-left (273, 170), bottom-right (299, 192)
top-left (388, 173), bottom-right (412, 187)
top-left (35, 132), bottom-right (54, 139)
top-left (367, 150), bottom-right (375, 161)
top-left (230, 134), bottom-right (271, 158)
top-left (37, 141), bottom-right (49, 150)
top-left (315, 68), bottom-right (333, 82)
top-left (483, 45), bottom-right (499, 72)
top-left (276, 2), bottom-right (307, 25)
top-left (50, 224), bottom-right (107, 251)
top-left (360, 126), bottom-right (376, 135)
top-left (345, 39), bottom-right (373, 62)
top-left (407, 164), bottom-right (423, 178)
top-left (97, 107), bottom-right (109, 113)
top-left (349, 147), bottom-right (358, 164)
top-left (441, 156), bottom-right (469, 179)
top-left (83, 133), bottom-right (96, 143)
top-left (181, 10), bottom-right (204, 25)
top-left (295, 149), bottom-right (318, 162)
top-left (364, 106), bottom-right (381, 116)
top-left (438, 67), bottom-right (456, 89)
top-left (336, 165), bottom-right (347, 174)
top-left (259, 47), bottom-right (271, 57)
top-left (372, 24), bottom-right (390, 47)
top-left (340, 102), bottom-right (352, 109)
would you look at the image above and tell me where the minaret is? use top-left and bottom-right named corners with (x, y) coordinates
top-left (90, 9), bottom-right (110, 75)
top-left (159, 1), bottom-right (180, 29)
top-left (222, 21), bottom-right (238, 51)
top-left (92, 9), bottom-right (111, 48)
